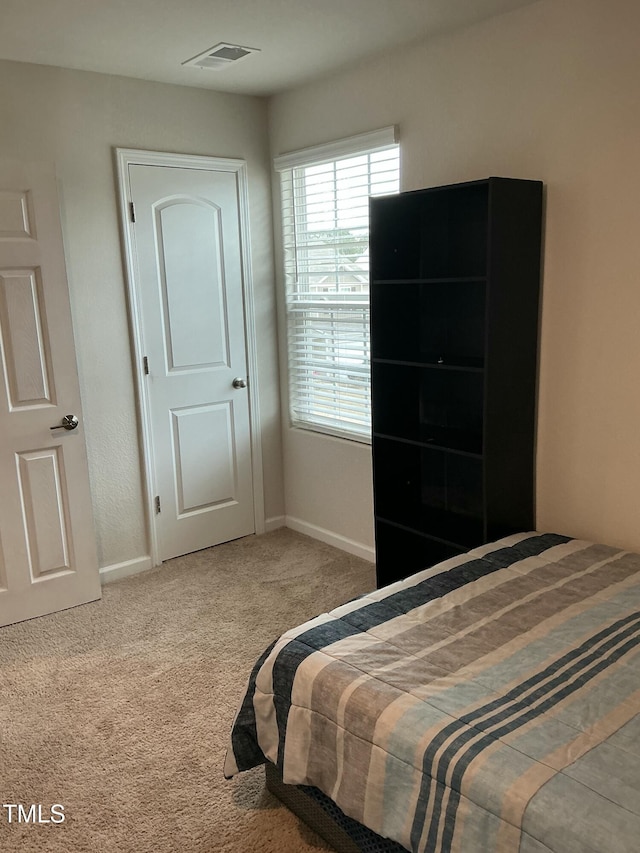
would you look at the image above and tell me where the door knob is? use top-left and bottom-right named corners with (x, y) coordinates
top-left (232, 377), bottom-right (247, 389)
top-left (50, 414), bottom-right (79, 431)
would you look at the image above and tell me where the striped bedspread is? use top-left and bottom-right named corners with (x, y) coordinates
top-left (225, 532), bottom-right (640, 853)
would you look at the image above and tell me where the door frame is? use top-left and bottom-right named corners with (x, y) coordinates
top-left (114, 148), bottom-right (265, 566)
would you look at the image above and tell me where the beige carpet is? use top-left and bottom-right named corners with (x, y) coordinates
top-left (0, 529), bottom-right (375, 853)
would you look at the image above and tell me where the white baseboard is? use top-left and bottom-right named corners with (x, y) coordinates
top-left (100, 555), bottom-right (153, 584)
top-left (99, 517), bottom-right (373, 583)
top-left (285, 516), bottom-right (375, 562)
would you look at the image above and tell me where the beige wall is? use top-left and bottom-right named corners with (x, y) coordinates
top-left (0, 59), bottom-right (283, 569)
top-left (269, 0), bottom-right (640, 555)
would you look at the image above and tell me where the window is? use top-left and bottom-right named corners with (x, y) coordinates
top-left (275, 128), bottom-right (400, 442)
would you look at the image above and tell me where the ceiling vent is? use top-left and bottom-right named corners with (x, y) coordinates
top-left (182, 43), bottom-right (261, 71)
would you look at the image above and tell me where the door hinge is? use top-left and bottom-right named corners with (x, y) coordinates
top-left (129, 202), bottom-right (136, 223)
top-left (155, 495), bottom-right (161, 514)
top-left (143, 356), bottom-right (149, 375)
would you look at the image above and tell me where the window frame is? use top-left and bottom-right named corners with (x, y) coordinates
top-left (275, 127), bottom-right (400, 443)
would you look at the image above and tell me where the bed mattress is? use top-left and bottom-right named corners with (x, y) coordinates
top-left (225, 532), bottom-right (640, 853)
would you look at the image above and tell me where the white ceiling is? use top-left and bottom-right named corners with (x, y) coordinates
top-left (0, 0), bottom-right (540, 97)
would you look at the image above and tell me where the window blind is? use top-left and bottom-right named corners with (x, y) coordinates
top-left (276, 129), bottom-right (400, 441)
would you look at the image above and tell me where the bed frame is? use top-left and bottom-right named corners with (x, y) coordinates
top-left (265, 763), bottom-right (407, 853)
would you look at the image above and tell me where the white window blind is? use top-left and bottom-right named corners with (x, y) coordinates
top-left (275, 128), bottom-right (400, 442)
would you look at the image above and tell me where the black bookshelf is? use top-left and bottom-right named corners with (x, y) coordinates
top-left (370, 177), bottom-right (543, 587)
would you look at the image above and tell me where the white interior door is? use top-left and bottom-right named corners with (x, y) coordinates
top-left (124, 158), bottom-right (256, 562)
top-left (0, 160), bottom-right (101, 628)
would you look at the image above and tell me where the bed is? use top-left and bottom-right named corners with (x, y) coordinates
top-left (225, 532), bottom-right (640, 852)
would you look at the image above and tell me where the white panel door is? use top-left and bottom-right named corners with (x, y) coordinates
top-left (0, 160), bottom-right (101, 628)
top-left (127, 163), bottom-right (255, 561)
